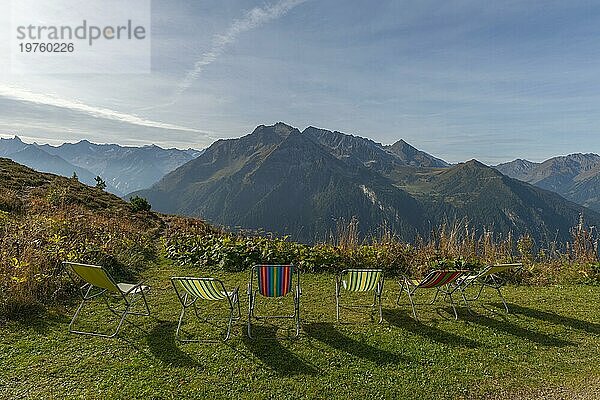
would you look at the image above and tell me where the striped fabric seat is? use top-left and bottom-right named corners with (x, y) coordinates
top-left (342, 270), bottom-right (382, 292)
top-left (173, 278), bottom-right (228, 301)
top-left (248, 265), bottom-right (301, 338)
top-left (170, 276), bottom-right (241, 341)
top-left (417, 270), bottom-right (464, 288)
top-left (336, 269), bottom-right (384, 323)
top-left (257, 265), bottom-right (293, 298)
top-left (397, 269), bottom-right (468, 320)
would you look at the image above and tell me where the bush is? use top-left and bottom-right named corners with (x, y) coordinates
top-left (94, 176), bottom-right (107, 191)
top-left (0, 189), bottom-right (23, 212)
top-left (0, 206), bottom-right (159, 317)
top-left (162, 218), bottom-right (599, 285)
top-left (164, 226), bottom-right (413, 276)
top-left (129, 196), bottom-right (152, 212)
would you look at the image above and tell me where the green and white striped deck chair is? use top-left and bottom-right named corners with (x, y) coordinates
top-left (63, 262), bottom-right (150, 338)
top-left (397, 269), bottom-right (469, 320)
top-left (247, 265), bottom-right (301, 339)
top-left (335, 269), bottom-right (384, 323)
top-left (171, 277), bottom-right (241, 342)
top-left (456, 263), bottom-right (522, 313)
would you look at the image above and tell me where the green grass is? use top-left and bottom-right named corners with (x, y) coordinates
top-left (2, 258), bottom-right (600, 399)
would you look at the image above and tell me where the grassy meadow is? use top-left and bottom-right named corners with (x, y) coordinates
top-left (2, 256), bottom-right (600, 399)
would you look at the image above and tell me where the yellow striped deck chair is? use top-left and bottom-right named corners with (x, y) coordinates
top-left (63, 262), bottom-right (150, 338)
top-left (456, 263), bottom-right (522, 313)
top-left (171, 277), bottom-right (241, 342)
top-left (335, 269), bottom-right (384, 323)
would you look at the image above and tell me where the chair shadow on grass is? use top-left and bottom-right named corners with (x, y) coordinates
top-left (463, 310), bottom-right (575, 347)
top-left (304, 322), bottom-right (409, 365)
top-left (335, 305), bottom-right (381, 324)
top-left (147, 320), bottom-right (203, 368)
top-left (13, 306), bottom-right (70, 335)
top-left (493, 303), bottom-right (600, 335)
top-left (382, 309), bottom-right (480, 349)
top-left (241, 325), bottom-right (317, 376)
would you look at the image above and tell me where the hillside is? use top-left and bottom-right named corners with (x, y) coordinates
top-left (0, 157), bottom-right (168, 315)
top-left (495, 154), bottom-right (600, 212)
top-left (401, 160), bottom-right (597, 242)
top-left (133, 123), bottom-right (600, 243)
top-left (0, 136), bottom-right (201, 195)
top-left (0, 157), bottom-right (130, 213)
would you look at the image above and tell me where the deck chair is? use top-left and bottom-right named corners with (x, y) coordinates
top-left (63, 261), bottom-right (150, 338)
top-left (247, 265), bottom-right (301, 339)
top-left (456, 263), bottom-right (522, 313)
top-left (171, 277), bottom-right (241, 341)
top-left (397, 269), bottom-right (468, 320)
top-left (335, 269), bottom-right (384, 323)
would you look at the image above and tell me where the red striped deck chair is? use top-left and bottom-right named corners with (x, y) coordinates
top-left (171, 277), bottom-right (241, 341)
top-left (397, 269), bottom-right (469, 320)
top-left (335, 269), bottom-right (384, 323)
top-left (63, 261), bottom-right (150, 338)
top-left (247, 265), bottom-right (301, 339)
top-left (456, 263), bottom-right (522, 313)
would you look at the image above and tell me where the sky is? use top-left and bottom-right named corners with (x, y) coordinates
top-left (1, 0), bottom-right (600, 164)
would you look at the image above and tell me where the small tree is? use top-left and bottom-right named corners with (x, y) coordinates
top-left (129, 196), bottom-right (151, 212)
top-left (95, 176), bottom-right (107, 191)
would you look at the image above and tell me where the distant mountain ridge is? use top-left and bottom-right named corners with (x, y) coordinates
top-left (495, 153), bottom-right (600, 212)
top-left (8, 146), bottom-right (97, 185)
top-left (132, 123), bottom-right (598, 243)
top-left (0, 136), bottom-right (202, 195)
top-left (132, 123), bottom-right (429, 241)
top-left (385, 139), bottom-right (449, 168)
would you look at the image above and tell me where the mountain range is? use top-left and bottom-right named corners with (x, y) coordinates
top-left (132, 123), bottom-right (600, 243)
top-left (0, 136), bottom-right (202, 195)
top-left (495, 153), bottom-right (600, 212)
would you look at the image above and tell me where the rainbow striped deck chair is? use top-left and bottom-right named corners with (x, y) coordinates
top-left (63, 262), bottom-right (150, 338)
top-left (247, 265), bottom-right (301, 339)
top-left (397, 269), bottom-right (469, 320)
top-left (456, 263), bottom-right (522, 313)
top-left (171, 277), bottom-right (241, 341)
top-left (335, 269), bottom-right (384, 323)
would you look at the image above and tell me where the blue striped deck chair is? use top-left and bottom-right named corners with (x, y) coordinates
top-left (63, 262), bottom-right (150, 338)
top-left (335, 269), bottom-right (384, 323)
top-left (171, 277), bottom-right (241, 341)
top-left (247, 265), bottom-right (301, 339)
top-left (456, 263), bottom-right (522, 313)
top-left (397, 269), bottom-right (469, 320)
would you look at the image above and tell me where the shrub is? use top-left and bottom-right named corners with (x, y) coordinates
top-left (0, 189), bottom-right (23, 212)
top-left (162, 217), bottom-right (600, 286)
top-left (0, 206), bottom-right (159, 317)
top-left (129, 196), bottom-right (152, 212)
top-left (94, 176), bottom-right (107, 191)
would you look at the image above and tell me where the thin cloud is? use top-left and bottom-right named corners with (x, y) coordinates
top-left (0, 84), bottom-right (212, 135)
top-left (176, 0), bottom-right (307, 96)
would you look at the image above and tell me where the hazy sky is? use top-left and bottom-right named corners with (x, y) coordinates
top-left (1, 0), bottom-right (600, 163)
